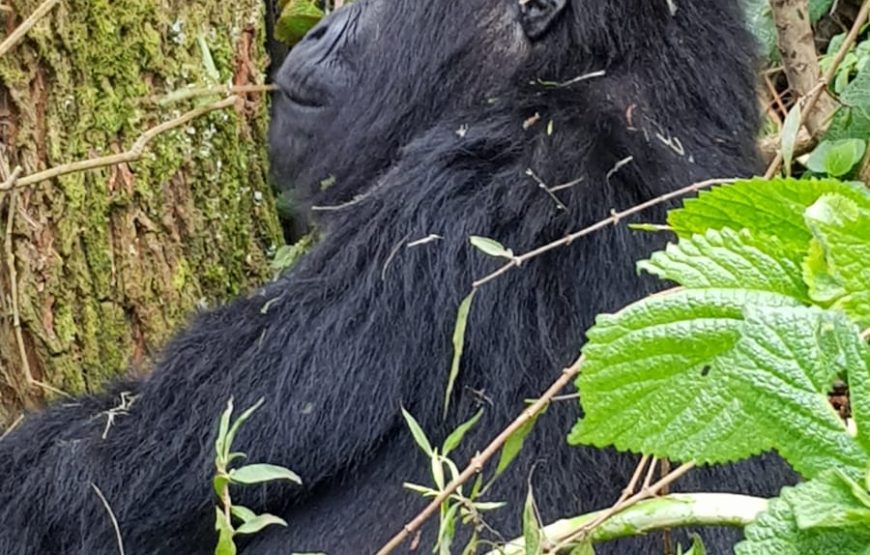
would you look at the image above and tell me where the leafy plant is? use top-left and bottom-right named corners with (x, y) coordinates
top-left (213, 398), bottom-right (302, 555)
top-left (401, 408), bottom-right (506, 554)
top-left (567, 177), bottom-right (869, 553)
top-left (275, 0), bottom-right (324, 46)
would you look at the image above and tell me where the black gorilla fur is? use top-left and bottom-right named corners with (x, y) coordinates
top-left (0, 1), bottom-right (795, 553)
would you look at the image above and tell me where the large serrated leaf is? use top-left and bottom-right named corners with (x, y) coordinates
top-left (803, 194), bottom-right (870, 328)
top-left (638, 228), bottom-right (808, 301)
top-left (668, 178), bottom-right (869, 252)
top-left (570, 289), bottom-right (868, 478)
top-left (736, 470), bottom-right (870, 555)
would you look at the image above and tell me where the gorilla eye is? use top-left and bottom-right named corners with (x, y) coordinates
top-left (519, 0), bottom-right (568, 40)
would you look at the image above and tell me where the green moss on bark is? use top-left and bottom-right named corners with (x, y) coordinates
top-left (0, 0), bottom-right (282, 416)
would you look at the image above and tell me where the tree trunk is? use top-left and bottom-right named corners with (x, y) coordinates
top-left (0, 0), bottom-right (283, 422)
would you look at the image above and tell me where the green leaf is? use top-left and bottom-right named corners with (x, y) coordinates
top-left (230, 464), bottom-right (302, 486)
top-left (215, 398), bottom-right (234, 465)
top-left (271, 234), bottom-right (316, 273)
top-left (230, 505), bottom-right (257, 524)
top-left (791, 470), bottom-right (870, 529)
top-left (442, 410), bottom-right (483, 457)
top-left (736, 470), bottom-right (870, 555)
top-left (437, 502), bottom-right (460, 555)
top-left (224, 398), bottom-right (265, 465)
top-left (803, 194), bottom-right (870, 328)
top-left (275, 0), bottom-right (324, 46)
top-left (495, 409), bottom-right (542, 478)
top-left (214, 508), bottom-right (237, 555)
top-left (805, 139), bottom-right (866, 177)
top-left (570, 289), bottom-right (868, 478)
top-left (668, 177), bottom-right (868, 252)
top-left (522, 487), bottom-right (543, 555)
top-left (197, 34), bottom-right (220, 83)
top-left (569, 542), bottom-right (595, 555)
top-left (234, 513), bottom-right (288, 535)
top-left (638, 227), bottom-right (808, 301)
top-left (469, 236), bottom-right (514, 259)
top-left (431, 450), bottom-right (445, 490)
top-left (680, 534), bottom-right (706, 555)
top-left (472, 501), bottom-right (506, 512)
top-left (840, 65), bottom-right (870, 109)
top-left (403, 482), bottom-right (438, 498)
top-left (213, 474), bottom-right (230, 498)
top-left (780, 102), bottom-right (803, 175)
top-left (444, 291), bottom-right (476, 417)
top-left (401, 407), bottom-right (434, 456)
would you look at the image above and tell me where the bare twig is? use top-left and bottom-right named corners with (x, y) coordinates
top-left (527, 168), bottom-right (568, 211)
top-left (861, 328), bottom-right (869, 341)
top-left (472, 177), bottom-right (735, 289)
top-left (90, 483), bottom-right (126, 555)
top-left (0, 414), bottom-right (23, 440)
top-left (151, 83), bottom-right (277, 105)
top-left (0, 0), bottom-right (61, 58)
top-left (1, 96), bottom-right (239, 191)
top-left (375, 355), bottom-right (586, 555)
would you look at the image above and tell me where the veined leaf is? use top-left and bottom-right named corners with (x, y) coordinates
top-left (736, 470), bottom-right (870, 554)
top-left (570, 289), bottom-right (868, 478)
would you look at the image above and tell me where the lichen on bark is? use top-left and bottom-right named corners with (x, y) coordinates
top-left (0, 0), bottom-right (283, 420)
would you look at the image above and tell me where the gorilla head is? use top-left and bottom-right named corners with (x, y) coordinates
top-left (270, 0), bottom-right (527, 200)
top-left (0, 1), bottom-right (792, 554)
top-left (269, 0), bottom-right (758, 213)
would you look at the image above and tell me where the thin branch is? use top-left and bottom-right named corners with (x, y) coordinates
top-left (151, 83), bottom-right (277, 105)
top-left (90, 483), bottom-right (126, 555)
top-left (472, 177), bottom-right (735, 289)
top-left (375, 355), bottom-right (586, 555)
top-left (0, 413), bottom-right (23, 440)
top-left (1, 96), bottom-right (239, 191)
top-left (0, 0), bottom-right (61, 58)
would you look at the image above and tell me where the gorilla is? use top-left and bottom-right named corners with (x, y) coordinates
top-left (0, 0), bottom-right (794, 553)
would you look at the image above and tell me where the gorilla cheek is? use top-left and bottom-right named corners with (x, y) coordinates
top-left (270, 5), bottom-right (361, 189)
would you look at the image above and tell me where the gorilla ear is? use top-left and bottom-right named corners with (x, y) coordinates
top-left (519, 0), bottom-right (568, 40)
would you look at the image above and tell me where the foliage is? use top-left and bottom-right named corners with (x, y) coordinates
top-left (401, 408), bottom-right (507, 555)
top-left (811, 25), bottom-right (870, 171)
top-left (568, 177), bottom-right (869, 553)
top-left (275, 0), bottom-right (324, 46)
top-left (213, 399), bottom-right (302, 555)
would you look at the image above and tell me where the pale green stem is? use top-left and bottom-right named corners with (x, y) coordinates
top-left (488, 493), bottom-right (769, 555)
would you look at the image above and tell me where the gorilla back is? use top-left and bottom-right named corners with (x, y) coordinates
top-left (0, 1), bottom-right (794, 553)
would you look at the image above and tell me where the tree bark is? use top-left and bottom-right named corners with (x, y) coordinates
top-left (769, 0), bottom-right (839, 136)
top-left (0, 0), bottom-right (283, 422)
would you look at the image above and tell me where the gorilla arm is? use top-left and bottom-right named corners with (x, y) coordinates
top-left (0, 125), bottom-right (497, 553)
